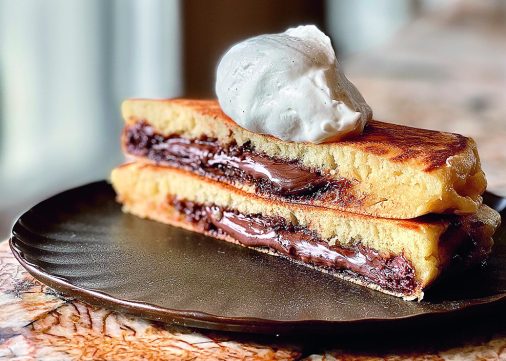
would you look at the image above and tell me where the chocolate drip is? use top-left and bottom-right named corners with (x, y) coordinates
top-left (124, 122), bottom-right (353, 200)
top-left (172, 199), bottom-right (418, 295)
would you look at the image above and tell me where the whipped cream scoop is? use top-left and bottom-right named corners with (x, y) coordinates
top-left (215, 25), bottom-right (372, 144)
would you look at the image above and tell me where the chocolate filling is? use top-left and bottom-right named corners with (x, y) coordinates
top-left (172, 198), bottom-right (418, 295)
top-left (125, 122), bottom-right (356, 203)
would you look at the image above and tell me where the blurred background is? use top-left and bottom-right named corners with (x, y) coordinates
top-left (0, 0), bottom-right (505, 238)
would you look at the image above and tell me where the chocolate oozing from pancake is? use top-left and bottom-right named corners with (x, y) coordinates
top-left (171, 198), bottom-right (419, 295)
top-left (168, 197), bottom-right (493, 296)
top-left (124, 122), bottom-right (357, 203)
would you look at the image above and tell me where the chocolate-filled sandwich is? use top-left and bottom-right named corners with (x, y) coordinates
top-left (111, 26), bottom-right (500, 300)
top-left (121, 98), bottom-right (485, 219)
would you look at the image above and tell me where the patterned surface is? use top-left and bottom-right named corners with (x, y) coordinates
top-left (1, 240), bottom-right (506, 360)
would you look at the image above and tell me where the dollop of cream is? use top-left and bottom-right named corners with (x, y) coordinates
top-left (215, 25), bottom-right (372, 144)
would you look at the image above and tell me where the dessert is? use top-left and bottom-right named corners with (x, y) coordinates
top-left (121, 98), bottom-right (485, 219)
top-left (111, 163), bottom-right (499, 300)
top-left (111, 25), bottom-right (500, 300)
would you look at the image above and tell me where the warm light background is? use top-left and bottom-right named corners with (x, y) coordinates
top-left (1, 0), bottom-right (505, 238)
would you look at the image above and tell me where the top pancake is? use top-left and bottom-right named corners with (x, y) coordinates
top-left (120, 98), bottom-right (487, 219)
top-left (159, 99), bottom-right (467, 171)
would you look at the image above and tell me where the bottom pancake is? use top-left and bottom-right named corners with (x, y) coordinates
top-left (110, 163), bottom-right (500, 300)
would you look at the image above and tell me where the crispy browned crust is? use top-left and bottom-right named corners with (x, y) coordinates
top-left (138, 98), bottom-right (470, 172)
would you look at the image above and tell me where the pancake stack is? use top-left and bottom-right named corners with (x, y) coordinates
top-left (111, 98), bottom-right (500, 300)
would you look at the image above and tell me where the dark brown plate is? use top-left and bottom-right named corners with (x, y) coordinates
top-left (10, 182), bottom-right (506, 335)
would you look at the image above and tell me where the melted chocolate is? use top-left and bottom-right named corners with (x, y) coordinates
top-left (124, 122), bottom-right (353, 200)
top-left (172, 199), bottom-right (418, 295)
